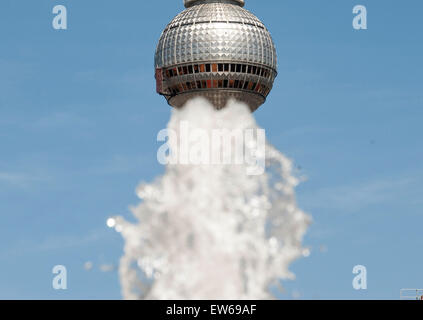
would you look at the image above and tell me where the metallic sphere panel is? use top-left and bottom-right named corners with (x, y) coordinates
top-left (184, 0), bottom-right (245, 8)
top-left (155, 0), bottom-right (277, 111)
top-left (155, 3), bottom-right (276, 69)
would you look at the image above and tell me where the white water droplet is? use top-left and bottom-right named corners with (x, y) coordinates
top-left (106, 218), bottom-right (116, 228)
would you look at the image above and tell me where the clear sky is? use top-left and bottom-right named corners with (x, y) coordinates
top-left (0, 0), bottom-right (422, 299)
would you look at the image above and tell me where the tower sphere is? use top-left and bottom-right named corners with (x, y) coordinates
top-left (155, 0), bottom-right (277, 111)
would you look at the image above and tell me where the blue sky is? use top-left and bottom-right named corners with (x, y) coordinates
top-left (0, 0), bottom-right (422, 299)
